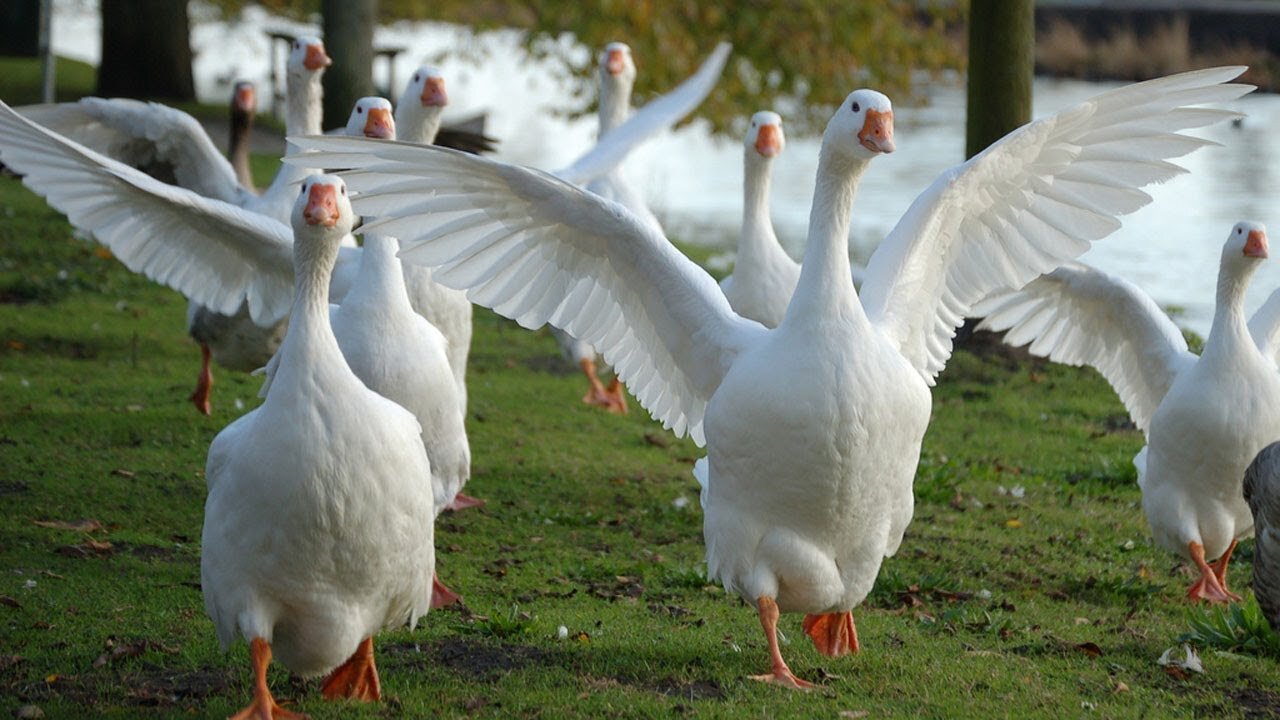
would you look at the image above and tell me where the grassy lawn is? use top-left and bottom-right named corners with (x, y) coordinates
top-left (2, 130), bottom-right (1280, 717)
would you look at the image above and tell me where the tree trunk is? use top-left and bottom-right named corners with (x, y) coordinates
top-left (321, 0), bottom-right (377, 129)
top-left (97, 0), bottom-right (195, 100)
top-left (965, 0), bottom-right (1034, 159)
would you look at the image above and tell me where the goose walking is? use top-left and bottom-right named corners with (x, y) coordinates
top-left (202, 174), bottom-right (434, 715)
top-left (978, 222), bottom-right (1280, 602)
top-left (292, 67), bottom-right (1248, 686)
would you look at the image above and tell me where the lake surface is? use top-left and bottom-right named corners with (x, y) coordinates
top-left (50, 0), bottom-right (1280, 337)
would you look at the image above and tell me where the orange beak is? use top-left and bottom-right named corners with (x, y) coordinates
top-left (304, 43), bottom-right (332, 70)
top-left (304, 184), bottom-right (340, 227)
top-left (858, 108), bottom-right (895, 154)
top-left (420, 76), bottom-right (448, 107)
top-left (606, 48), bottom-right (627, 75)
top-left (755, 123), bottom-right (782, 158)
top-left (1245, 228), bottom-right (1269, 258)
top-left (234, 84), bottom-right (256, 113)
top-left (362, 107), bottom-right (394, 139)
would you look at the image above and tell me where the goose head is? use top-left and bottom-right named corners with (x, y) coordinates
top-left (288, 35), bottom-right (332, 78)
top-left (746, 111), bottom-right (785, 160)
top-left (825, 89), bottom-right (895, 161)
top-left (402, 66), bottom-right (448, 109)
top-left (294, 174), bottom-right (355, 234)
top-left (599, 41), bottom-right (636, 87)
top-left (1222, 221), bottom-right (1269, 272)
top-left (232, 81), bottom-right (256, 115)
top-left (346, 97), bottom-right (396, 140)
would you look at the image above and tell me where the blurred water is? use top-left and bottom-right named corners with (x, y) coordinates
top-left (52, 1), bottom-right (1280, 337)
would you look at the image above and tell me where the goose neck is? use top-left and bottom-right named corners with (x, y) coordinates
top-left (785, 151), bottom-right (869, 320)
top-left (1207, 255), bottom-right (1259, 351)
top-left (396, 105), bottom-right (443, 145)
top-left (597, 79), bottom-right (631, 135)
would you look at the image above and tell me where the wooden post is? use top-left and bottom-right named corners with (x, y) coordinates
top-left (966, 0), bottom-right (1034, 159)
top-left (97, 0), bottom-right (196, 100)
top-left (321, 0), bottom-right (377, 129)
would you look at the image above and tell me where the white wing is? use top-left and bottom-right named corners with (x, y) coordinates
top-left (554, 42), bottom-right (732, 186)
top-left (860, 66), bottom-right (1250, 383)
top-left (974, 262), bottom-right (1196, 435)
top-left (288, 136), bottom-right (767, 445)
top-left (1249, 286), bottom-right (1280, 365)
top-left (18, 97), bottom-right (250, 208)
top-left (0, 100), bottom-right (295, 326)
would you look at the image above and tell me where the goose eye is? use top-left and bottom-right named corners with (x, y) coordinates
top-left (1238, 228), bottom-right (1244, 234)
top-left (851, 101), bottom-right (861, 113)
top-left (341, 186), bottom-right (346, 195)
top-left (300, 184), bottom-right (307, 194)
top-left (357, 107), bottom-right (363, 114)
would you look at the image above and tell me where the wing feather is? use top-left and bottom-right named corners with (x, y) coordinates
top-left (860, 66), bottom-right (1250, 382)
top-left (975, 262), bottom-right (1195, 434)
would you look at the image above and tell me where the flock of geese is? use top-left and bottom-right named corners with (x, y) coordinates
top-left (2, 32), bottom-right (1280, 715)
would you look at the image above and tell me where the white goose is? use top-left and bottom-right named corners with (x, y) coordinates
top-left (322, 102), bottom-right (472, 606)
top-left (201, 174), bottom-right (434, 715)
top-left (977, 222), bottom-right (1280, 602)
top-left (719, 111), bottom-right (797, 328)
top-left (228, 81), bottom-right (257, 191)
top-left (1244, 441), bottom-right (1280, 629)
top-left (292, 67), bottom-right (1248, 686)
top-left (551, 40), bottom-right (732, 414)
top-left (392, 67), bottom-right (477, 439)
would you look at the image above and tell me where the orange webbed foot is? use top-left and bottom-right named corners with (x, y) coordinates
top-left (320, 637), bottom-right (380, 702)
top-left (601, 377), bottom-right (628, 415)
top-left (445, 492), bottom-right (485, 511)
top-left (431, 574), bottom-right (462, 608)
top-left (1186, 541), bottom-right (1242, 604)
top-left (803, 611), bottom-right (860, 657)
top-left (230, 637), bottom-right (308, 720)
top-left (748, 668), bottom-right (815, 691)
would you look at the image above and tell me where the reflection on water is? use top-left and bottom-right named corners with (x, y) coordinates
top-left (52, 1), bottom-right (1280, 337)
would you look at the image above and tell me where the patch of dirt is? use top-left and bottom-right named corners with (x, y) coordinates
top-left (15, 665), bottom-right (234, 708)
top-left (1232, 687), bottom-right (1280, 719)
top-left (383, 638), bottom-right (555, 682)
top-left (651, 677), bottom-right (725, 701)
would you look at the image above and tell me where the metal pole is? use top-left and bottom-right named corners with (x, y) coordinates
top-left (38, 0), bottom-right (54, 103)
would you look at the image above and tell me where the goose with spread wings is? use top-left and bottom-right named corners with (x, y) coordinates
top-left (978, 222), bottom-right (1280, 603)
top-left (308, 67), bottom-right (1253, 687)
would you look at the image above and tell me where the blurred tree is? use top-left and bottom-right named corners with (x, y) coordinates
top-left (966, 0), bottom-right (1032, 158)
top-left (206, 0), bottom-right (965, 136)
top-left (321, 0), bottom-right (377, 128)
top-left (98, 0), bottom-right (196, 100)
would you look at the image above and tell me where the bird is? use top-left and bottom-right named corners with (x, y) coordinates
top-left (228, 81), bottom-right (257, 191)
top-left (551, 40), bottom-right (732, 414)
top-left (1244, 441), bottom-right (1280, 630)
top-left (289, 66), bottom-right (1249, 687)
top-left (719, 110), bottom-right (796, 328)
top-left (978, 222), bottom-right (1280, 603)
top-left (392, 66), bottom-right (478, 441)
top-left (201, 173), bottom-right (434, 716)
top-left (321, 100), bottom-right (472, 605)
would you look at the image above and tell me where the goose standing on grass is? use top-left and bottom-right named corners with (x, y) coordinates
top-left (551, 40), bottom-right (733, 414)
top-left (228, 81), bottom-right (257, 191)
top-left (292, 67), bottom-right (1248, 687)
top-left (978, 222), bottom-right (1280, 603)
top-left (719, 111), bottom-right (797, 328)
top-left (323, 99), bottom-right (471, 606)
top-left (202, 174), bottom-right (434, 716)
top-left (392, 67), bottom-right (477, 446)
top-left (1244, 441), bottom-right (1280, 630)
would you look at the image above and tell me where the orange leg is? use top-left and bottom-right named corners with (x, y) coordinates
top-left (803, 611), bottom-right (859, 657)
top-left (431, 573), bottom-right (462, 608)
top-left (189, 343), bottom-right (214, 415)
top-left (747, 596), bottom-right (814, 690)
top-left (1210, 539), bottom-right (1240, 597)
top-left (444, 492), bottom-right (486, 511)
top-left (601, 376), bottom-right (629, 415)
top-left (579, 358), bottom-right (612, 408)
top-left (320, 637), bottom-right (380, 702)
top-left (229, 637), bottom-right (308, 720)
top-left (1186, 541), bottom-right (1241, 603)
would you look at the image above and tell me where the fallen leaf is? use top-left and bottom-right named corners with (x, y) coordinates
top-left (1005, 519), bottom-right (1023, 529)
top-left (94, 246), bottom-right (114, 260)
top-left (33, 519), bottom-right (104, 533)
top-left (838, 712), bottom-right (869, 719)
top-left (55, 539), bottom-right (114, 558)
top-left (1114, 682), bottom-right (1130, 693)
top-left (0, 596), bottom-right (20, 609)
top-left (6, 340), bottom-right (26, 351)
top-left (643, 432), bottom-right (670, 448)
top-left (110, 469), bottom-right (136, 479)
top-left (1075, 642), bottom-right (1103, 658)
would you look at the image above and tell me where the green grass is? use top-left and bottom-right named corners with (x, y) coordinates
top-left (0, 56), bottom-right (97, 105)
top-left (3, 162), bottom-right (1280, 717)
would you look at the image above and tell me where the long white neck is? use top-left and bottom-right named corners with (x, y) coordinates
top-left (598, 75), bottom-right (631, 136)
top-left (783, 148), bottom-right (870, 327)
top-left (737, 150), bottom-right (779, 264)
top-left (1206, 254), bottom-right (1261, 356)
top-left (269, 226), bottom-right (345, 396)
top-left (346, 234), bottom-right (410, 310)
top-left (285, 70), bottom-right (324, 138)
top-left (395, 103), bottom-right (444, 145)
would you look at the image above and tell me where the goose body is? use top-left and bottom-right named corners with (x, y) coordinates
top-left (201, 175), bottom-right (433, 713)
top-left (291, 66), bottom-right (1248, 685)
top-left (978, 222), bottom-right (1280, 601)
top-left (1244, 442), bottom-right (1280, 630)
